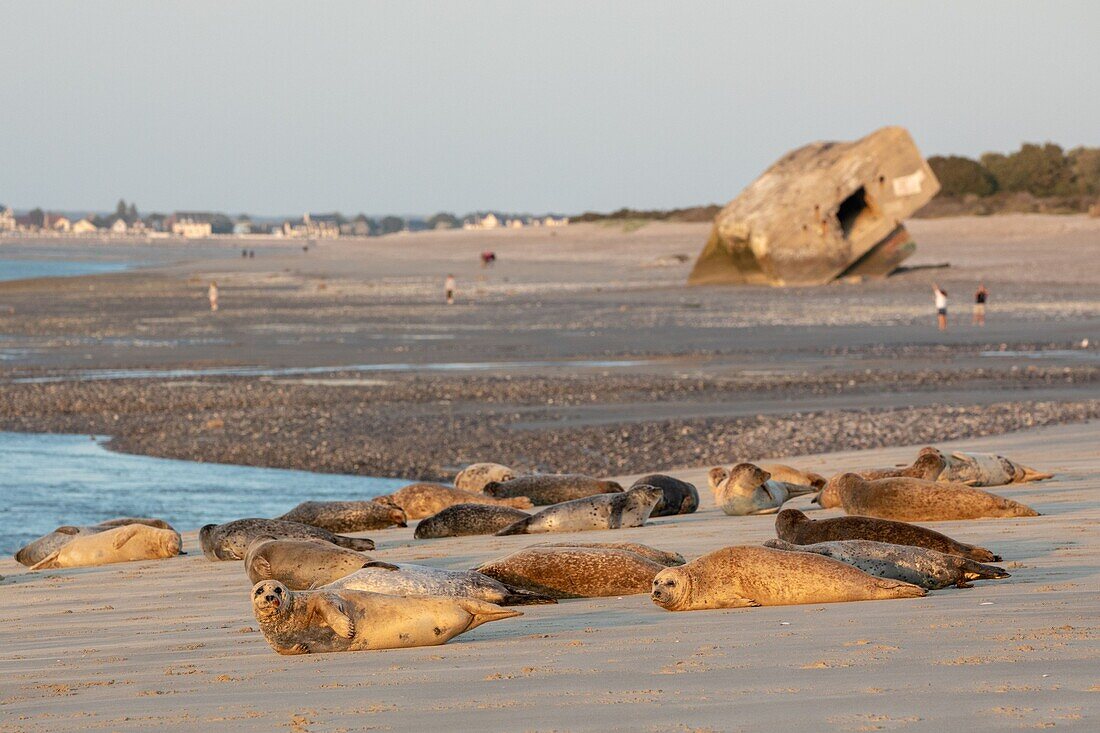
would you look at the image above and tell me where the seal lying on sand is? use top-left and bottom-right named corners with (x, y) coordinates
top-left (244, 538), bottom-right (373, 589)
top-left (630, 475), bottom-right (698, 516)
top-left (200, 518), bottom-right (375, 561)
top-left (376, 483), bottom-right (532, 520)
top-left (758, 464), bottom-right (827, 490)
top-left (477, 546), bottom-right (670, 598)
top-left (764, 538), bottom-right (1010, 589)
top-left (483, 474), bottom-right (623, 505)
top-left (454, 462), bottom-right (516, 493)
top-left (30, 524), bottom-right (182, 570)
top-left (928, 447), bottom-right (1054, 486)
top-left (251, 580), bottom-right (521, 654)
top-left (650, 545), bottom-right (926, 611)
top-left (494, 485), bottom-right (663, 535)
top-left (850, 450), bottom-right (946, 482)
top-left (414, 504), bottom-right (530, 539)
top-left (14, 517), bottom-right (175, 567)
top-left (775, 508), bottom-right (1001, 562)
top-left (276, 501), bottom-right (407, 532)
top-left (709, 464), bottom-right (817, 516)
top-left (816, 474), bottom-right (1039, 521)
top-left (531, 541), bottom-right (685, 567)
top-left (319, 562), bottom-right (555, 605)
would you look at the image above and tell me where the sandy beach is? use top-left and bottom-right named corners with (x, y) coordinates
top-left (1, 422), bottom-right (1097, 732)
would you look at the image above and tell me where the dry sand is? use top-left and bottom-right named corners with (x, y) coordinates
top-left (2, 421), bottom-right (1097, 732)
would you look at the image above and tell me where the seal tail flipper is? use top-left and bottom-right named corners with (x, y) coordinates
top-left (499, 585), bottom-right (557, 606)
top-left (748, 507), bottom-right (781, 515)
top-left (779, 483), bottom-right (818, 498)
top-left (494, 518), bottom-right (531, 536)
top-left (1020, 466), bottom-right (1054, 482)
top-left (877, 579), bottom-right (927, 598)
top-left (251, 556), bottom-right (273, 580)
top-left (334, 536), bottom-right (376, 551)
top-left (762, 539), bottom-right (801, 551)
top-left (29, 550), bottom-right (63, 571)
top-left (456, 599), bottom-right (523, 630)
top-left (961, 560), bottom-right (1011, 581)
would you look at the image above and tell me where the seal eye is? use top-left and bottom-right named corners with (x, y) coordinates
top-left (274, 586), bottom-right (283, 595)
top-left (255, 587), bottom-right (264, 596)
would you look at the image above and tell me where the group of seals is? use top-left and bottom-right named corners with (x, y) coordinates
top-left (816, 473), bottom-right (1039, 521)
top-left (764, 538), bottom-right (1009, 590)
top-left (276, 501), bottom-right (407, 532)
top-left (251, 580), bottom-right (521, 654)
top-left (477, 542), bottom-right (684, 599)
top-left (494, 486), bottom-right (663, 535)
top-left (708, 464), bottom-right (817, 516)
top-left (200, 518), bottom-right (375, 561)
top-left (15, 517), bottom-right (176, 567)
top-left (651, 545), bottom-right (927, 611)
top-left (376, 483), bottom-right (533, 520)
top-left (30, 524), bottom-right (182, 570)
top-left (775, 509), bottom-right (1000, 562)
top-left (483, 474), bottom-right (623, 505)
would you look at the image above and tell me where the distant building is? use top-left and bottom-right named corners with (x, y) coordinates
top-left (168, 212), bottom-right (216, 238)
top-left (233, 217), bottom-right (253, 235)
top-left (71, 218), bottom-right (98, 234)
top-left (283, 213), bottom-right (340, 239)
top-left (543, 215), bottom-right (569, 227)
top-left (463, 213), bottom-right (502, 230)
top-left (44, 214), bottom-right (71, 232)
top-left (0, 206), bottom-right (15, 232)
top-left (110, 218), bottom-right (128, 235)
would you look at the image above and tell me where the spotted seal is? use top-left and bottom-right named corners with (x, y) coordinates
top-left (494, 485), bottom-right (663, 535)
top-left (815, 473), bottom-right (1039, 521)
top-left (319, 561), bottom-right (555, 605)
top-left (454, 462), bottom-right (516, 493)
top-left (276, 501), bottom-right (407, 532)
top-left (413, 503), bottom-right (530, 539)
top-left (199, 518), bottom-right (374, 561)
top-left (376, 483), bottom-right (532, 520)
top-left (477, 545), bottom-right (670, 598)
top-left (483, 474), bottom-right (623, 505)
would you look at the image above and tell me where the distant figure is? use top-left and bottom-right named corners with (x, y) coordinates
top-left (445, 274), bottom-right (456, 305)
top-left (241, 248), bottom-right (248, 258)
top-left (933, 283), bottom-right (948, 331)
top-left (249, 250), bottom-right (255, 259)
top-left (481, 251), bottom-right (496, 267)
top-left (973, 283), bottom-right (989, 326)
top-left (208, 281), bottom-right (219, 312)
top-left (302, 245), bottom-right (309, 253)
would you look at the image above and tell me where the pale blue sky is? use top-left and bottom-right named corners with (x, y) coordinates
top-left (2, 1), bottom-right (1097, 216)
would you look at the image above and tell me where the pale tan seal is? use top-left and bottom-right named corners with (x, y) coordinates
top-left (276, 501), bottom-right (407, 532)
top-left (453, 462), bottom-right (516, 493)
top-left (775, 508), bottom-right (1000, 562)
top-left (14, 517), bottom-right (175, 567)
top-left (251, 580), bottom-right (522, 654)
top-left (650, 545), bottom-right (926, 611)
top-left (709, 464), bottom-right (817, 516)
top-left (850, 450), bottom-right (946, 482)
top-left (764, 538), bottom-right (1010, 589)
top-left (531, 541), bottom-right (685, 567)
top-left (818, 473), bottom-right (1040, 521)
top-left (376, 483), bottom-right (532, 520)
top-left (630, 475), bottom-right (698, 516)
top-left (199, 518), bottom-right (375, 561)
top-left (494, 485), bottom-right (663, 535)
top-left (30, 525), bottom-right (182, 570)
top-left (244, 538), bottom-right (373, 590)
top-left (711, 464), bottom-right (825, 491)
top-left (477, 546), bottom-right (669, 598)
top-left (483, 474), bottom-right (623, 505)
top-left (928, 447), bottom-right (1054, 486)
top-left (320, 561), bottom-right (555, 605)
top-left (413, 504), bottom-right (530, 539)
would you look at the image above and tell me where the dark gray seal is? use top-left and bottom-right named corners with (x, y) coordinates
top-left (199, 518), bottom-right (375, 561)
top-left (495, 486), bottom-right (663, 535)
top-left (630, 474), bottom-right (698, 516)
top-left (483, 474), bottom-right (623, 505)
top-left (276, 501), bottom-right (407, 532)
top-left (414, 503), bottom-right (530, 539)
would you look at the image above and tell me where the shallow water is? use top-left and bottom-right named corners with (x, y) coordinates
top-left (0, 258), bottom-right (134, 282)
top-left (0, 432), bottom-right (406, 555)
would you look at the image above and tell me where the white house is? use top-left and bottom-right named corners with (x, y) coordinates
top-left (110, 218), bottom-right (128, 234)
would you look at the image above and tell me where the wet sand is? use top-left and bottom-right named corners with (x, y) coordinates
top-left (1, 422), bottom-right (1097, 732)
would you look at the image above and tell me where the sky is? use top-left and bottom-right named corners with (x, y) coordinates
top-left (2, 1), bottom-right (1098, 217)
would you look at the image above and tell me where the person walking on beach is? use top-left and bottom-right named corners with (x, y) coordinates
top-left (444, 274), bottom-right (456, 305)
top-left (933, 283), bottom-right (947, 331)
top-left (973, 283), bottom-right (989, 326)
top-left (208, 281), bottom-right (219, 312)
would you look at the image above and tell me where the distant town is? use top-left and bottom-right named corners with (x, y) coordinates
top-left (0, 200), bottom-right (570, 240)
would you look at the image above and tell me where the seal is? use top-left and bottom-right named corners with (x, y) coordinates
top-left (709, 464), bottom-right (817, 516)
top-left (199, 518), bottom-right (375, 561)
top-left (375, 483), bottom-right (533, 520)
top-left (531, 541), bottom-right (685, 567)
top-left (630, 474), bottom-right (698, 516)
top-left (413, 503), bottom-right (530, 539)
top-left (454, 462), bottom-right (516, 493)
top-left (816, 473), bottom-right (1039, 521)
top-left (319, 561), bottom-right (556, 605)
top-left (650, 545), bottom-right (926, 611)
top-left (477, 546), bottom-right (669, 598)
top-left (931, 447), bottom-right (1054, 486)
top-left (276, 501), bottom-right (407, 532)
top-left (764, 538), bottom-right (1010, 589)
top-left (483, 474), bottom-right (623, 505)
top-left (251, 580), bottom-right (522, 654)
top-left (14, 517), bottom-right (175, 567)
top-left (850, 450), bottom-right (946, 482)
top-left (244, 538), bottom-right (373, 589)
top-left (29, 524), bottom-right (182, 570)
top-left (774, 508), bottom-right (1001, 562)
top-left (494, 485), bottom-right (663, 535)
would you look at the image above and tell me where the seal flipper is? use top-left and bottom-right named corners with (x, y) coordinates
top-left (111, 525), bottom-right (142, 549)
top-left (332, 535), bottom-right (375, 552)
top-left (312, 595), bottom-right (355, 639)
top-left (960, 559), bottom-right (1010, 582)
top-left (494, 517), bottom-right (531, 536)
top-left (748, 507), bottom-right (781, 515)
top-left (499, 584), bottom-right (557, 606)
top-left (454, 598), bottom-right (523, 630)
top-left (251, 556), bottom-right (273, 580)
top-left (54, 525), bottom-right (81, 535)
top-left (29, 550), bottom-right (63, 571)
top-left (1020, 465), bottom-right (1054, 482)
top-left (362, 561), bottom-right (400, 571)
